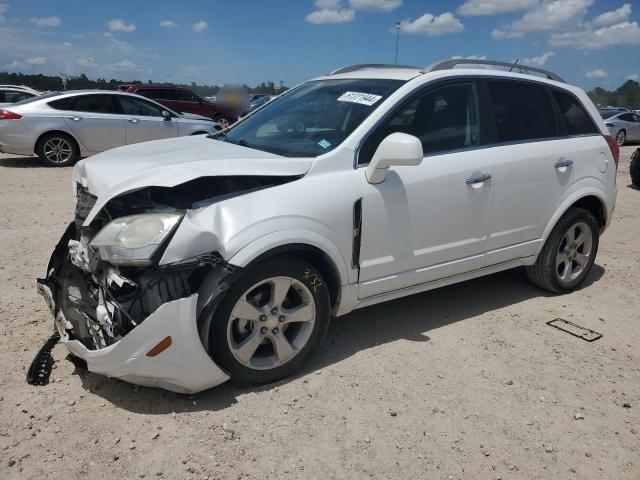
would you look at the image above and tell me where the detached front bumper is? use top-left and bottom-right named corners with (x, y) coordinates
top-left (37, 223), bottom-right (232, 394)
top-left (63, 294), bottom-right (228, 393)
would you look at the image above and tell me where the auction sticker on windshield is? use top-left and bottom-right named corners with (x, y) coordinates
top-left (337, 91), bottom-right (382, 107)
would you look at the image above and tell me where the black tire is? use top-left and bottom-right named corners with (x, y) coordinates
top-left (631, 148), bottom-right (640, 187)
top-left (36, 132), bottom-right (79, 167)
top-left (208, 255), bottom-right (331, 385)
top-left (616, 129), bottom-right (626, 147)
top-left (526, 207), bottom-right (599, 293)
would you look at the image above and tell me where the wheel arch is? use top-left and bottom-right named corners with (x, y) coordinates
top-left (34, 129), bottom-right (81, 155)
top-left (541, 190), bottom-right (608, 249)
top-left (228, 232), bottom-right (351, 315)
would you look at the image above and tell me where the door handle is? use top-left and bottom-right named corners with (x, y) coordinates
top-left (466, 173), bottom-right (492, 185)
top-left (127, 118), bottom-right (139, 124)
top-left (65, 116), bottom-right (81, 121)
top-left (554, 159), bottom-right (573, 169)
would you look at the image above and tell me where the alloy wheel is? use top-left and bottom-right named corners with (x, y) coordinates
top-left (555, 222), bottom-right (593, 285)
top-left (226, 276), bottom-right (316, 370)
top-left (43, 137), bottom-right (73, 164)
top-left (616, 130), bottom-right (626, 146)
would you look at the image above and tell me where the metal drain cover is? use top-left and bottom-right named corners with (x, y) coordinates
top-left (546, 318), bottom-right (603, 342)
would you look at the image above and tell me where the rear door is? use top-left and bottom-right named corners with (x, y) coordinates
top-left (482, 80), bottom-right (601, 265)
top-left (116, 95), bottom-right (178, 144)
top-left (62, 94), bottom-right (125, 152)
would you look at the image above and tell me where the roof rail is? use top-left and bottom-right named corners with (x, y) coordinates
top-left (423, 59), bottom-right (565, 83)
top-left (329, 64), bottom-right (420, 75)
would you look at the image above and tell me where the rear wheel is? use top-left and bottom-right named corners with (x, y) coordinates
top-left (208, 256), bottom-right (330, 385)
top-left (616, 129), bottom-right (626, 146)
top-left (526, 208), bottom-right (599, 293)
top-left (36, 133), bottom-right (79, 167)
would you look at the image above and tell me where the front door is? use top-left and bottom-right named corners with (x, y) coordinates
top-left (357, 81), bottom-right (493, 298)
top-left (117, 95), bottom-right (179, 144)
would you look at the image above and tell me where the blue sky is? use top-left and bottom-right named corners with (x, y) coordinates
top-left (1, 0), bottom-right (639, 90)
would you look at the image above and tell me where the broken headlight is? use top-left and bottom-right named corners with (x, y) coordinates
top-left (90, 213), bottom-right (182, 266)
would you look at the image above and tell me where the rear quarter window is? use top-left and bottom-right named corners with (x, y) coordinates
top-left (487, 80), bottom-right (557, 143)
top-left (551, 89), bottom-right (599, 135)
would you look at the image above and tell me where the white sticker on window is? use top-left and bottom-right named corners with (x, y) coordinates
top-left (337, 91), bottom-right (382, 107)
top-left (318, 139), bottom-right (332, 149)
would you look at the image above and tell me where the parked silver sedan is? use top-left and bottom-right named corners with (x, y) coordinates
top-left (0, 90), bottom-right (219, 166)
top-left (601, 110), bottom-right (640, 146)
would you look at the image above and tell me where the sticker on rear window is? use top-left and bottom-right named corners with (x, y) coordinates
top-left (318, 139), bottom-right (332, 149)
top-left (337, 91), bottom-right (382, 107)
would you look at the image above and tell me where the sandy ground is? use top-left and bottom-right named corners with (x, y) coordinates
top-left (0, 147), bottom-right (638, 480)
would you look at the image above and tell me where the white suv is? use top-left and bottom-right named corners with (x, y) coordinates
top-left (37, 60), bottom-right (618, 393)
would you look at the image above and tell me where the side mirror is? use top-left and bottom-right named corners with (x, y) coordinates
top-left (162, 110), bottom-right (172, 121)
top-left (365, 132), bottom-right (423, 184)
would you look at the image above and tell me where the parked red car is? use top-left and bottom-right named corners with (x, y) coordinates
top-left (120, 84), bottom-right (237, 128)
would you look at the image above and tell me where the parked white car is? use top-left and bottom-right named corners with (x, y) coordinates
top-left (37, 60), bottom-right (618, 393)
top-left (601, 110), bottom-right (640, 146)
top-left (0, 90), bottom-right (219, 165)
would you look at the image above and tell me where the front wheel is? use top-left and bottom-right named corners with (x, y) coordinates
top-left (208, 256), bottom-right (330, 385)
top-left (526, 208), bottom-right (599, 293)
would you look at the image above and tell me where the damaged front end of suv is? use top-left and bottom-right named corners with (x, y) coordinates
top-left (36, 165), bottom-right (301, 393)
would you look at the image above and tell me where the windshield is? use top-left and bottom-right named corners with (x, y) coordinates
top-left (219, 78), bottom-right (404, 157)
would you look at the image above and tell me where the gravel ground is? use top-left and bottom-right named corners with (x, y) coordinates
top-left (0, 147), bottom-right (638, 480)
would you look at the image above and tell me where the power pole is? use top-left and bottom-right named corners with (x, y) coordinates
top-left (394, 22), bottom-right (400, 64)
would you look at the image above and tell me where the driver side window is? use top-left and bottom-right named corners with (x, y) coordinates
top-left (359, 81), bottom-right (479, 165)
top-left (118, 96), bottom-right (165, 117)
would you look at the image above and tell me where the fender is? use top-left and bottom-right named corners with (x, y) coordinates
top-left (538, 183), bottom-right (608, 254)
top-left (227, 229), bottom-right (353, 286)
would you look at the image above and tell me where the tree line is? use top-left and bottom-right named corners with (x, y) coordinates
top-left (587, 79), bottom-right (640, 109)
top-left (0, 72), bottom-right (288, 96)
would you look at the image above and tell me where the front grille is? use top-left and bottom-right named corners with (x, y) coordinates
top-left (75, 183), bottom-right (97, 227)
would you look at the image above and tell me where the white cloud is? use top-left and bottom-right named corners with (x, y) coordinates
top-left (107, 60), bottom-right (138, 71)
top-left (585, 69), bottom-right (607, 79)
top-left (399, 12), bottom-right (464, 36)
top-left (306, 8), bottom-right (355, 24)
top-left (457, 0), bottom-right (537, 16)
top-left (593, 3), bottom-right (631, 26)
top-left (0, 3), bottom-right (8, 25)
top-left (25, 56), bottom-right (46, 65)
top-left (314, 0), bottom-right (340, 7)
top-left (107, 18), bottom-right (136, 33)
top-left (192, 21), bottom-right (208, 32)
top-left (348, 0), bottom-right (401, 12)
top-left (523, 51), bottom-right (555, 66)
top-left (627, 73), bottom-right (639, 81)
top-left (550, 21), bottom-right (640, 49)
top-left (493, 0), bottom-right (592, 39)
top-left (451, 54), bottom-right (487, 60)
top-left (30, 16), bottom-right (61, 27)
top-left (160, 20), bottom-right (178, 29)
top-left (63, 41), bottom-right (72, 47)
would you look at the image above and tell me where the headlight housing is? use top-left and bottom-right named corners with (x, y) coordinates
top-left (90, 213), bottom-right (182, 266)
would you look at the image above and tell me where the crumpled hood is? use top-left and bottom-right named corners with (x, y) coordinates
top-left (74, 135), bottom-right (313, 222)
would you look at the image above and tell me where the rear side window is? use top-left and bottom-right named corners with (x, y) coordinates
top-left (552, 89), bottom-right (599, 135)
top-left (49, 97), bottom-right (74, 110)
top-left (487, 80), bottom-right (557, 143)
top-left (618, 113), bottom-right (635, 122)
top-left (70, 94), bottom-right (117, 114)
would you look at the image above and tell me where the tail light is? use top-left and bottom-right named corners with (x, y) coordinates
top-left (603, 135), bottom-right (619, 169)
top-left (0, 110), bottom-right (21, 120)
top-left (605, 122), bottom-right (615, 127)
